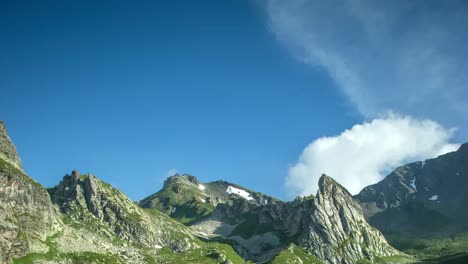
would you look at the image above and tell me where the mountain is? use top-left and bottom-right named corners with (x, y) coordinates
top-left (0, 119), bottom-right (440, 264)
top-left (298, 175), bottom-right (402, 264)
top-left (0, 121), bottom-right (244, 263)
top-left (0, 121), bottom-right (62, 263)
top-left (48, 170), bottom-right (198, 251)
top-left (356, 144), bottom-right (468, 261)
top-left (151, 174), bottom-right (406, 263)
top-left (0, 121), bottom-right (22, 170)
top-left (138, 173), bottom-right (275, 224)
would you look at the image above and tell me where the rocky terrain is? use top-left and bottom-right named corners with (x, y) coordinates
top-left (2, 119), bottom-right (467, 263)
top-left (355, 144), bottom-right (468, 261)
top-left (142, 173), bottom-right (407, 263)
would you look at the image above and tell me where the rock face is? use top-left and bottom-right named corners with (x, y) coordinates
top-left (0, 122), bottom-right (61, 263)
top-left (299, 175), bottom-right (400, 264)
top-left (48, 170), bottom-right (198, 252)
top-left (0, 121), bottom-right (22, 169)
top-left (356, 144), bottom-right (468, 234)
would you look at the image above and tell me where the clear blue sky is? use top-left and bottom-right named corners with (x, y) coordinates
top-left (1, 1), bottom-right (466, 200)
top-left (0, 0), bottom-right (358, 200)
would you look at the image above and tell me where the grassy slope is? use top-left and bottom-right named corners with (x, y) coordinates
top-left (386, 232), bottom-right (468, 261)
top-left (141, 181), bottom-right (216, 225)
top-left (269, 244), bottom-right (323, 264)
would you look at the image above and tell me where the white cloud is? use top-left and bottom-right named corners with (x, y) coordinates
top-left (265, 0), bottom-right (468, 120)
top-left (286, 115), bottom-right (459, 197)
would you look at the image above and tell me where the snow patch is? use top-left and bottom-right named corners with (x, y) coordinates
top-left (171, 207), bottom-right (177, 214)
top-left (226, 186), bottom-right (254, 201)
top-left (199, 198), bottom-right (206, 203)
top-left (198, 184), bottom-right (205, 191)
top-left (421, 160), bottom-right (426, 168)
top-left (155, 245), bottom-right (163, 249)
top-left (410, 178), bottom-right (417, 191)
top-left (428, 195), bottom-right (438, 201)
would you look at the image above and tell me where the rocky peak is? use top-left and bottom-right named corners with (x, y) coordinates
top-left (0, 121), bottom-right (61, 263)
top-left (0, 121), bottom-right (22, 169)
top-left (318, 174), bottom-right (353, 198)
top-left (356, 142), bottom-right (468, 236)
top-left (299, 174), bottom-right (401, 264)
top-left (458, 142), bottom-right (468, 154)
top-left (49, 170), bottom-right (197, 251)
top-left (163, 173), bottom-right (200, 187)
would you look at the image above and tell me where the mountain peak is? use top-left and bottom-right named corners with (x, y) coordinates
top-left (458, 142), bottom-right (468, 153)
top-left (163, 173), bottom-right (200, 187)
top-left (301, 174), bottom-right (401, 263)
top-left (0, 120), bottom-right (22, 169)
top-left (318, 173), bottom-right (352, 197)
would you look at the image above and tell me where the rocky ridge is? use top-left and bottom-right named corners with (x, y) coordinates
top-left (356, 143), bottom-right (468, 234)
top-left (48, 170), bottom-right (198, 252)
top-left (0, 121), bottom-right (22, 169)
top-left (0, 121), bottom-right (61, 263)
top-left (0, 120), bottom-right (410, 264)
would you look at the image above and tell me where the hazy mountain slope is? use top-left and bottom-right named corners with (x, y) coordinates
top-left (355, 144), bottom-right (468, 259)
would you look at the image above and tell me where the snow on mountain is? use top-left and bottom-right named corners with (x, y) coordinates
top-left (226, 185), bottom-right (254, 201)
top-left (410, 178), bottom-right (417, 191)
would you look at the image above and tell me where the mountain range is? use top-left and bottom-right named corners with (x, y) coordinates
top-left (1, 120), bottom-right (467, 264)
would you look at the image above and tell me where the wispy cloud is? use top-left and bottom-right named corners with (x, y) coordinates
top-left (287, 115), bottom-right (459, 197)
top-left (263, 0), bottom-right (466, 196)
top-left (265, 0), bottom-right (468, 119)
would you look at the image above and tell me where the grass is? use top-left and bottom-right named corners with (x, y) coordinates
top-left (386, 232), bottom-right (468, 260)
top-left (139, 181), bottom-right (216, 224)
top-left (269, 244), bottom-right (323, 264)
top-left (13, 232), bottom-right (124, 264)
top-left (417, 253), bottom-right (468, 264)
top-left (153, 241), bottom-right (249, 264)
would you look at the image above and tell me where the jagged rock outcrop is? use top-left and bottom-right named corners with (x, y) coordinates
top-left (299, 175), bottom-right (401, 264)
top-left (0, 121), bottom-right (22, 169)
top-left (48, 170), bottom-right (198, 252)
top-left (0, 121), bottom-right (62, 263)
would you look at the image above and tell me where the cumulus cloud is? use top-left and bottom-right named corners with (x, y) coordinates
top-left (265, 0), bottom-right (468, 120)
top-left (287, 115), bottom-right (459, 197)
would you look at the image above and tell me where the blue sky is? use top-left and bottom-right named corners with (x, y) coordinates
top-left (1, 1), bottom-right (466, 200)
